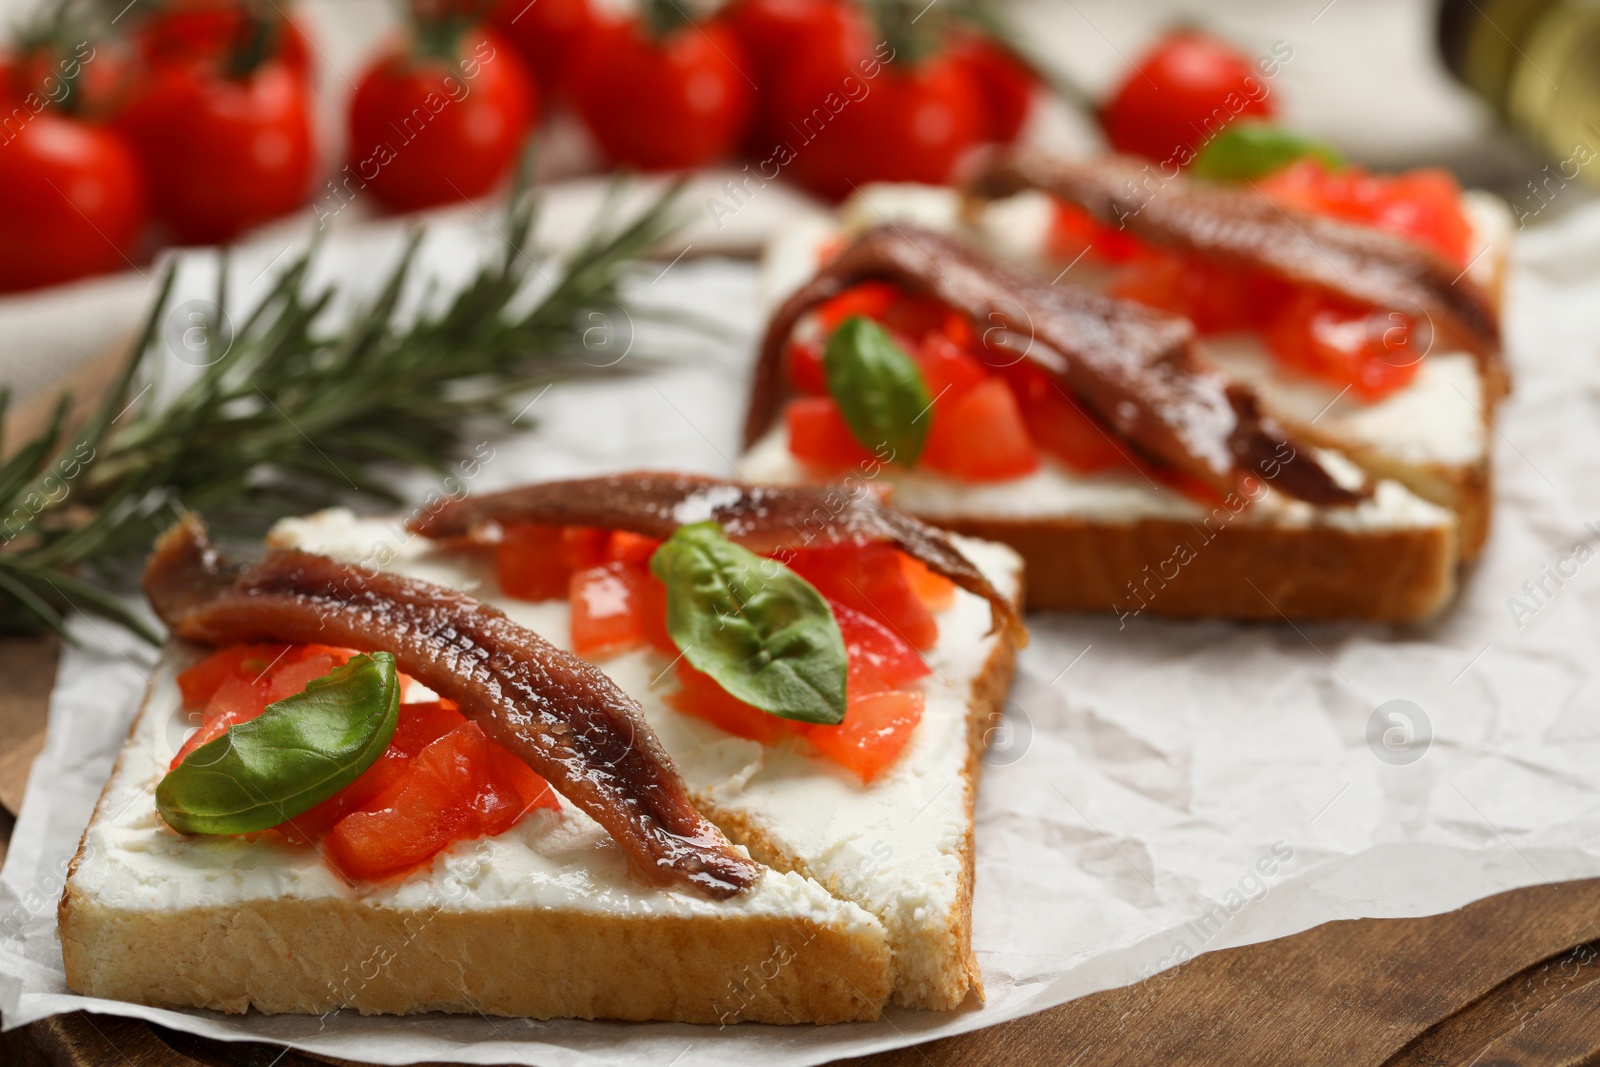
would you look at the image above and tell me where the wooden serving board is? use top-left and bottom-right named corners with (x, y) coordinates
top-left (3, 637), bottom-right (1600, 1064)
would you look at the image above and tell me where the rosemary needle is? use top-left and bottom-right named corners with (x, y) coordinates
top-left (0, 174), bottom-right (688, 643)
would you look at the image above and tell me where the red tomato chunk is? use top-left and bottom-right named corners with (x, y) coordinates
top-left (172, 643), bottom-right (559, 880)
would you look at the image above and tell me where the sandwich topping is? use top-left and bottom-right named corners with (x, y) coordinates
top-left (144, 515), bottom-right (761, 899)
top-left (745, 225), bottom-right (1365, 507)
top-left (411, 473), bottom-right (1022, 783)
top-left (966, 148), bottom-right (1501, 402)
top-left (409, 471), bottom-right (1024, 643)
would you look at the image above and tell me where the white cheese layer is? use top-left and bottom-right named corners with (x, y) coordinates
top-left (76, 666), bottom-right (871, 928)
top-left (74, 515), bottom-right (897, 934)
top-left (263, 510), bottom-right (1022, 996)
top-left (742, 425), bottom-right (1451, 532)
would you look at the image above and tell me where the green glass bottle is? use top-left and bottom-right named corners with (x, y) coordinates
top-left (1439, 0), bottom-right (1600, 189)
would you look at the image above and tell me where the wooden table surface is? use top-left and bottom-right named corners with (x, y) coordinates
top-left (3, 638), bottom-right (1600, 1065)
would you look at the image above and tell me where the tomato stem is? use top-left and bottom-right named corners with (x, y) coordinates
top-left (638, 0), bottom-right (693, 39)
top-left (223, 3), bottom-right (283, 80)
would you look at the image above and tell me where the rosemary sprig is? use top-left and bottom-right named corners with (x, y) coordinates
top-left (0, 174), bottom-right (688, 643)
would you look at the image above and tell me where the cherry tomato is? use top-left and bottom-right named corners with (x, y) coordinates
top-left (348, 29), bottom-right (535, 213)
top-left (1101, 29), bottom-right (1274, 165)
top-left (3, 40), bottom-right (135, 120)
top-left (780, 48), bottom-right (984, 200)
top-left (136, 0), bottom-right (312, 82)
top-left (0, 113), bottom-right (147, 292)
top-left (118, 57), bottom-right (312, 243)
top-left (490, 0), bottom-right (594, 98)
top-left (947, 33), bottom-right (1035, 144)
top-left (570, 15), bottom-right (752, 170)
top-left (722, 0), bottom-right (869, 154)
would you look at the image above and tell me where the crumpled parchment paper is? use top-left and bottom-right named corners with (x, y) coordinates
top-left (4, 198), bottom-right (1600, 1066)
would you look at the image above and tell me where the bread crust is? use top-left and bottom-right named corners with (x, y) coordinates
top-left (60, 892), bottom-right (890, 1023)
top-left (57, 681), bottom-right (892, 1025)
top-left (926, 515), bottom-right (1455, 621)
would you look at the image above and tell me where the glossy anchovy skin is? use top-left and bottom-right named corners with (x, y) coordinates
top-left (744, 226), bottom-right (1366, 507)
top-left (965, 147), bottom-right (1501, 363)
top-left (144, 515), bottom-right (761, 899)
top-left (409, 471), bottom-right (1027, 645)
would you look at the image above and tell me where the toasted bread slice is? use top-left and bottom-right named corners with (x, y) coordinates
top-left (829, 181), bottom-right (1513, 560)
top-left (263, 510), bottom-right (1023, 1010)
top-left (747, 185), bottom-right (1504, 620)
top-left (61, 511), bottom-right (1023, 1019)
top-left (59, 651), bottom-right (891, 1023)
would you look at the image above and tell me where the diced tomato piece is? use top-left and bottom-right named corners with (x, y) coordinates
top-left (900, 555), bottom-right (956, 612)
top-left (1111, 251), bottom-right (1292, 335)
top-left (786, 396), bottom-right (876, 471)
top-left (666, 623), bottom-right (927, 783)
top-left (263, 651), bottom-right (340, 704)
top-left (878, 291), bottom-right (955, 346)
top-left (1266, 291), bottom-right (1422, 402)
top-left (1185, 262), bottom-right (1293, 335)
top-left (496, 522), bottom-right (569, 601)
top-left (277, 701), bottom-right (469, 844)
top-left (1049, 200), bottom-right (1140, 265)
top-left (814, 281), bottom-right (898, 336)
top-left (632, 566), bottom-right (677, 655)
top-left (324, 721), bottom-right (557, 882)
top-left (606, 530), bottom-right (662, 566)
top-left (570, 561), bottom-right (665, 660)
top-left (921, 377), bottom-right (1039, 482)
top-left (786, 339), bottom-right (828, 395)
top-left (176, 643), bottom-right (292, 708)
top-left (170, 673), bottom-right (268, 768)
top-left (914, 332), bottom-right (989, 404)
top-left (667, 662), bottom-right (793, 745)
top-left (787, 542), bottom-right (940, 650)
top-left (390, 700), bottom-right (468, 757)
top-left (1258, 159), bottom-right (1470, 268)
top-left (832, 601), bottom-right (931, 696)
top-left (561, 526), bottom-right (612, 570)
top-left (799, 690), bottom-right (925, 783)
top-left (1009, 368), bottom-right (1130, 474)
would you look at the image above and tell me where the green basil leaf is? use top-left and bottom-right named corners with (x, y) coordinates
top-left (651, 523), bottom-right (848, 725)
top-left (824, 315), bottom-right (933, 467)
top-left (1190, 122), bottom-right (1344, 182)
top-left (157, 652), bottom-right (401, 835)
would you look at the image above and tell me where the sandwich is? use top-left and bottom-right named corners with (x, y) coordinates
top-left (740, 150), bottom-right (1510, 621)
top-left (963, 148), bottom-right (1511, 560)
top-left (59, 473), bottom-right (1024, 1023)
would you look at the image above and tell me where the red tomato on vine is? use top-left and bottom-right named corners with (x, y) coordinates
top-left (118, 55), bottom-right (314, 244)
top-left (722, 0), bottom-right (869, 154)
top-left (347, 28), bottom-right (536, 212)
top-left (1101, 30), bottom-right (1276, 165)
top-left (569, 12), bottom-right (753, 171)
top-left (489, 0), bottom-right (593, 98)
top-left (777, 42), bottom-right (984, 200)
top-left (946, 33), bottom-right (1035, 144)
top-left (0, 113), bottom-right (148, 291)
top-left (136, 0), bottom-right (312, 82)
